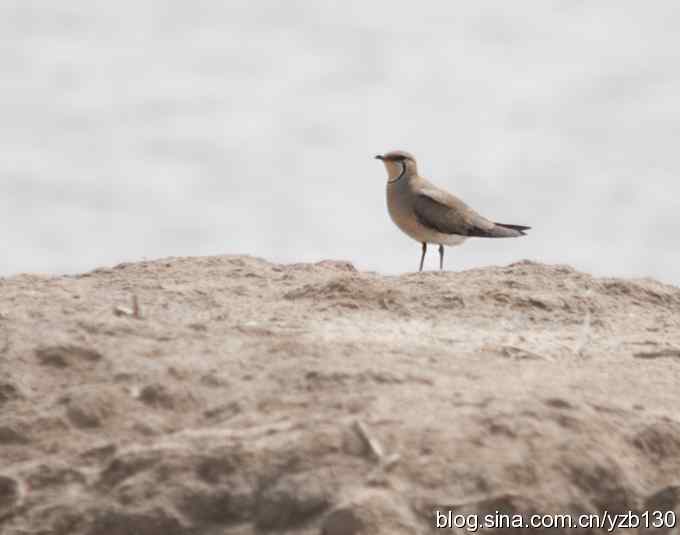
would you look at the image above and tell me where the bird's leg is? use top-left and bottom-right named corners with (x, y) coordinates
top-left (438, 244), bottom-right (444, 271)
top-left (419, 242), bottom-right (427, 272)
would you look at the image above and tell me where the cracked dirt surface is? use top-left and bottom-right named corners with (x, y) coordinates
top-left (1, 256), bottom-right (680, 534)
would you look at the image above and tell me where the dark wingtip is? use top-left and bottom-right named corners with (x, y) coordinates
top-left (496, 223), bottom-right (530, 230)
top-left (494, 223), bottom-right (531, 236)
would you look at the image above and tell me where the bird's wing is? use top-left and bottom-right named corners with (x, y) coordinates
top-left (414, 188), bottom-right (522, 238)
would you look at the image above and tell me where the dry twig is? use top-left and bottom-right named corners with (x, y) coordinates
top-left (352, 419), bottom-right (401, 474)
top-left (113, 294), bottom-right (142, 319)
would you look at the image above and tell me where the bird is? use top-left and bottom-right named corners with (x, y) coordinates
top-left (375, 150), bottom-right (530, 272)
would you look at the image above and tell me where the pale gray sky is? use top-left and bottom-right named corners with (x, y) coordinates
top-left (2, 1), bottom-right (679, 285)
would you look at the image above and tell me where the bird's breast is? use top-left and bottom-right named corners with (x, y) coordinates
top-left (386, 182), bottom-right (428, 242)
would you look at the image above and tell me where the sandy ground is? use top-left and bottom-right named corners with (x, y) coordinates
top-left (1, 255), bottom-right (680, 534)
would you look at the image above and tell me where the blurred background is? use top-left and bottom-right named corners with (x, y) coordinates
top-left (1, 1), bottom-right (679, 284)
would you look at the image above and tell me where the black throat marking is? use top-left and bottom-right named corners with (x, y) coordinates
top-left (387, 161), bottom-right (407, 184)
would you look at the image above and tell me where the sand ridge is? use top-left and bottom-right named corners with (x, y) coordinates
top-left (1, 255), bottom-right (680, 534)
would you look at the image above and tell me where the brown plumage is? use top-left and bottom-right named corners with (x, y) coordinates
top-left (375, 150), bottom-right (530, 271)
top-left (413, 193), bottom-right (529, 238)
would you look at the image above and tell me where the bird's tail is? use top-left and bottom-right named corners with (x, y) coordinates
top-left (494, 223), bottom-right (531, 236)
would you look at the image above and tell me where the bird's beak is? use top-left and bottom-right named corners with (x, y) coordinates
top-left (374, 155), bottom-right (384, 161)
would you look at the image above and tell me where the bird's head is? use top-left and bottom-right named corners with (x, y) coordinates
top-left (374, 150), bottom-right (418, 182)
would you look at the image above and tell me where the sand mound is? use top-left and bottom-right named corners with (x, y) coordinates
top-left (1, 256), bottom-right (680, 534)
